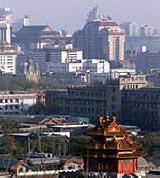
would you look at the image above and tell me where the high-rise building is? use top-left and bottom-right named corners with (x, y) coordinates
top-left (0, 8), bottom-right (11, 44)
top-left (23, 15), bottom-right (29, 27)
top-left (73, 16), bottom-right (125, 61)
top-left (86, 6), bottom-right (98, 22)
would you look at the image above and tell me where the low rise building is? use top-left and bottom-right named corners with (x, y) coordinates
top-left (120, 74), bottom-right (149, 90)
top-left (46, 62), bottom-right (82, 73)
top-left (82, 59), bottom-right (110, 73)
top-left (89, 73), bottom-right (110, 83)
top-left (0, 91), bottom-right (41, 114)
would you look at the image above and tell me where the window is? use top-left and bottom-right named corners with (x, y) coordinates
top-left (111, 96), bottom-right (115, 102)
top-left (112, 87), bottom-right (116, 92)
top-left (15, 105), bottom-right (19, 109)
top-left (15, 99), bottom-right (19, 103)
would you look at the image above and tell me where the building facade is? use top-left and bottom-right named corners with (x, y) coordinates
top-left (46, 62), bottom-right (82, 73)
top-left (82, 59), bottom-right (110, 73)
top-left (0, 45), bottom-right (18, 74)
top-left (0, 8), bottom-right (11, 45)
top-left (119, 75), bottom-right (149, 90)
top-left (45, 81), bottom-right (121, 122)
top-left (122, 88), bottom-right (160, 130)
top-left (0, 91), bottom-right (39, 114)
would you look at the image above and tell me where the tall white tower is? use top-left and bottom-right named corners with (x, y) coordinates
top-left (0, 8), bottom-right (12, 44)
top-left (23, 15), bottom-right (29, 27)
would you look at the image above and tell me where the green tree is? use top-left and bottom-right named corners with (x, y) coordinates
top-left (68, 136), bottom-right (91, 155)
top-left (28, 102), bottom-right (46, 115)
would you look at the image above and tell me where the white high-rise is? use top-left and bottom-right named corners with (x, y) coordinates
top-left (0, 8), bottom-right (11, 44)
top-left (23, 15), bottom-right (29, 27)
top-left (0, 45), bottom-right (18, 74)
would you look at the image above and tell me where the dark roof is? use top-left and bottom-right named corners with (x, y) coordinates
top-left (17, 25), bottom-right (52, 35)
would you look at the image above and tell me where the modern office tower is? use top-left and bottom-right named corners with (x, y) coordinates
top-left (73, 16), bottom-right (125, 61)
top-left (0, 8), bottom-right (12, 44)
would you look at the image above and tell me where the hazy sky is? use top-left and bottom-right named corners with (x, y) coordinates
top-left (0, 0), bottom-right (159, 33)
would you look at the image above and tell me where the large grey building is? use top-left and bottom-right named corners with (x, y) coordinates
top-left (122, 88), bottom-right (160, 131)
top-left (45, 80), bottom-right (121, 122)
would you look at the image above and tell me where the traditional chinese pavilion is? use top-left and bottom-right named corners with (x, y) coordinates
top-left (83, 116), bottom-right (146, 177)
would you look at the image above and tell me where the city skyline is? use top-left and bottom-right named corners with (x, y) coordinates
top-left (1, 0), bottom-right (160, 33)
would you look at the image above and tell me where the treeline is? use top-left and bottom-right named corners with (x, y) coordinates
top-left (0, 119), bottom-right (90, 156)
top-left (0, 75), bottom-right (66, 91)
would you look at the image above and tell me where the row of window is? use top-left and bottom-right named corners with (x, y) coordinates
top-left (0, 56), bottom-right (14, 58)
top-left (62, 105), bottom-right (116, 113)
top-left (124, 93), bottom-right (160, 100)
top-left (0, 99), bottom-right (19, 103)
top-left (61, 97), bottom-right (117, 105)
top-left (124, 102), bottom-right (159, 109)
top-left (0, 105), bottom-right (20, 110)
top-left (68, 89), bottom-right (117, 97)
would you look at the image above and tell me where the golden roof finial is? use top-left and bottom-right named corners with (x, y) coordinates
top-left (112, 116), bottom-right (117, 123)
top-left (99, 116), bottom-right (106, 127)
top-left (99, 116), bottom-right (115, 127)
